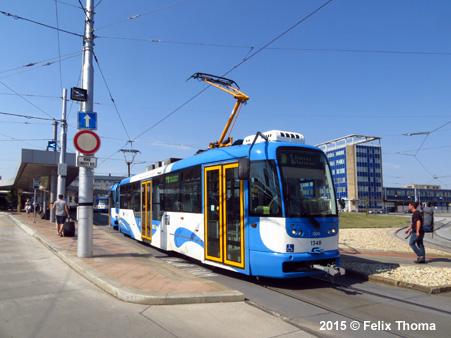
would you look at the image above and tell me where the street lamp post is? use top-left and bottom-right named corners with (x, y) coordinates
top-left (120, 149), bottom-right (140, 177)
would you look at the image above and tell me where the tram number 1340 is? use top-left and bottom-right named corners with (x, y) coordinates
top-left (311, 240), bottom-right (322, 246)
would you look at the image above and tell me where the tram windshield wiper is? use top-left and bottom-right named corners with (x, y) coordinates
top-left (308, 215), bottom-right (321, 228)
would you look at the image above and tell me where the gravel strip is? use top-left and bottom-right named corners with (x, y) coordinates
top-left (339, 228), bottom-right (449, 255)
top-left (339, 228), bottom-right (451, 289)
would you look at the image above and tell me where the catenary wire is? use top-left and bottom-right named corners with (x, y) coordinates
top-left (403, 119), bottom-right (451, 185)
top-left (131, 0), bottom-right (334, 142)
top-left (94, 0), bottom-right (105, 9)
top-left (92, 52), bottom-right (132, 142)
top-left (77, 0), bottom-right (87, 15)
top-left (0, 132), bottom-right (46, 149)
top-left (0, 11), bottom-right (83, 38)
top-left (0, 81), bottom-right (56, 120)
top-left (54, 0), bottom-right (64, 93)
top-left (0, 111), bottom-right (57, 121)
top-left (52, 0), bottom-right (80, 9)
top-left (0, 51), bottom-right (81, 75)
top-left (0, 54), bottom-right (82, 80)
top-left (97, 36), bottom-right (451, 57)
top-left (94, 0), bottom-right (190, 31)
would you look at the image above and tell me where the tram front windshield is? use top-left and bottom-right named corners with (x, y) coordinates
top-left (277, 147), bottom-right (337, 218)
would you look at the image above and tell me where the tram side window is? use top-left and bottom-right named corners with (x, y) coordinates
top-left (152, 177), bottom-right (163, 221)
top-left (163, 173), bottom-right (181, 212)
top-left (131, 183), bottom-right (141, 217)
top-left (181, 169), bottom-right (201, 213)
top-left (151, 167), bottom-right (202, 220)
top-left (120, 186), bottom-right (128, 209)
top-left (249, 160), bottom-right (282, 217)
top-left (120, 182), bottom-right (141, 217)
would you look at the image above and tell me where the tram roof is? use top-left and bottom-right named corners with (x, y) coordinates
top-left (125, 141), bottom-right (321, 184)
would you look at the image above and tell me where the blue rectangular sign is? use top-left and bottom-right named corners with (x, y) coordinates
top-left (78, 112), bottom-right (97, 130)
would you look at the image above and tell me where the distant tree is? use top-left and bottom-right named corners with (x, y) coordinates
top-left (6, 189), bottom-right (18, 208)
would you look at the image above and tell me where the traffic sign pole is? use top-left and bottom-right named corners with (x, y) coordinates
top-left (78, 0), bottom-right (95, 258)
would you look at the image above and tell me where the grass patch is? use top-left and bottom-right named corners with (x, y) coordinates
top-left (339, 212), bottom-right (410, 229)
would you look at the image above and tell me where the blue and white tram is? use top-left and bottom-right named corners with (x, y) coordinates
top-left (93, 196), bottom-right (109, 212)
top-left (109, 130), bottom-right (343, 278)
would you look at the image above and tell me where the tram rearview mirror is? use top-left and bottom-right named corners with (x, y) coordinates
top-left (238, 158), bottom-right (250, 180)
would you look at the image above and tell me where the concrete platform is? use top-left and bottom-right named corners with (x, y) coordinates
top-left (8, 212), bottom-right (244, 305)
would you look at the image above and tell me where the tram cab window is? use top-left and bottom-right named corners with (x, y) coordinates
top-left (277, 147), bottom-right (337, 218)
top-left (249, 160), bottom-right (282, 217)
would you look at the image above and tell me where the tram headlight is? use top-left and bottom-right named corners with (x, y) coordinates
top-left (297, 231), bottom-right (303, 236)
top-left (291, 229), bottom-right (297, 235)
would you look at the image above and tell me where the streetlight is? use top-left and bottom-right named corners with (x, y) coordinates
top-left (120, 149), bottom-right (140, 177)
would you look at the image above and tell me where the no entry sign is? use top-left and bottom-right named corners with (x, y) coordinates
top-left (73, 130), bottom-right (101, 155)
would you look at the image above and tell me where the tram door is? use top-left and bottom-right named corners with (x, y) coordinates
top-left (141, 180), bottom-right (152, 241)
top-left (204, 163), bottom-right (244, 269)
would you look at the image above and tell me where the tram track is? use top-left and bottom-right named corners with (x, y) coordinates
top-left (254, 275), bottom-right (450, 338)
top-left (259, 284), bottom-right (412, 338)
top-left (313, 276), bottom-right (451, 316)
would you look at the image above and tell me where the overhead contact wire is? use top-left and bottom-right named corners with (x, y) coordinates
top-left (131, 0), bottom-right (334, 141)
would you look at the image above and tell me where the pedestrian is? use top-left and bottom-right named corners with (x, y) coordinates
top-left (404, 201), bottom-right (426, 264)
top-left (25, 199), bottom-right (31, 217)
top-left (53, 194), bottom-right (70, 237)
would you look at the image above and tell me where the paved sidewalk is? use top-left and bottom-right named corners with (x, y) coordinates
top-left (8, 212), bottom-right (244, 305)
top-left (1, 212), bottom-right (315, 338)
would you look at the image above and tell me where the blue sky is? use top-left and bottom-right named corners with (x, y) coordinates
top-left (1, 0), bottom-right (450, 188)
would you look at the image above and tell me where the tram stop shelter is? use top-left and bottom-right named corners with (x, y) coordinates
top-left (0, 149), bottom-right (78, 209)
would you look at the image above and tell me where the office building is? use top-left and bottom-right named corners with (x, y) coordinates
top-left (317, 135), bottom-right (383, 212)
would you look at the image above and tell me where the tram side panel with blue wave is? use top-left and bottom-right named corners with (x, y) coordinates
top-left (110, 130), bottom-right (341, 278)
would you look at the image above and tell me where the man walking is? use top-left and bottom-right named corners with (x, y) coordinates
top-left (53, 195), bottom-right (70, 237)
top-left (404, 201), bottom-right (426, 264)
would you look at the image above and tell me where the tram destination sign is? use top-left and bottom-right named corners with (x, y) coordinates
top-left (279, 150), bottom-right (320, 168)
top-left (77, 156), bottom-right (97, 168)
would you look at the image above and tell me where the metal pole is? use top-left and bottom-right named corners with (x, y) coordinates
top-left (50, 120), bottom-right (58, 222)
top-left (57, 89), bottom-right (68, 198)
top-left (33, 188), bottom-right (37, 223)
top-left (50, 172), bottom-right (57, 222)
top-left (52, 120), bottom-right (58, 152)
top-left (78, 0), bottom-right (95, 258)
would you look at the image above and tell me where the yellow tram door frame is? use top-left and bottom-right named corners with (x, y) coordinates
top-left (204, 163), bottom-right (245, 269)
top-left (141, 180), bottom-right (152, 241)
top-left (222, 163), bottom-right (245, 269)
top-left (204, 165), bottom-right (223, 263)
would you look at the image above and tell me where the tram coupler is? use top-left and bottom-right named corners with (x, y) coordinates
top-left (313, 264), bottom-right (345, 276)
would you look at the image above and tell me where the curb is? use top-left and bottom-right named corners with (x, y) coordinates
top-left (9, 215), bottom-right (244, 305)
top-left (344, 267), bottom-right (451, 294)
